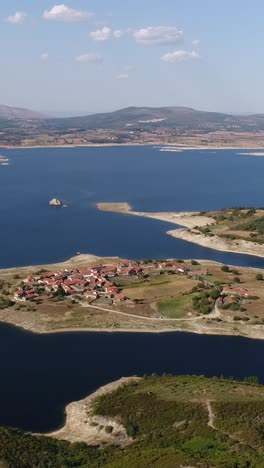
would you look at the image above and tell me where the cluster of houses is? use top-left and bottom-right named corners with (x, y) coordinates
top-left (13, 260), bottom-right (190, 304)
top-left (217, 286), bottom-right (250, 307)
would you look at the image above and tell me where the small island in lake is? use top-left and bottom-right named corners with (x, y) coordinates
top-left (49, 198), bottom-right (63, 207)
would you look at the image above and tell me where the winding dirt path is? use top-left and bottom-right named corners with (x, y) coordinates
top-left (81, 302), bottom-right (215, 323)
top-left (206, 401), bottom-right (215, 429)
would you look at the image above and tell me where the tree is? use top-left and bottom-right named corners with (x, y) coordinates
top-left (233, 277), bottom-right (241, 283)
top-left (210, 289), bottom-right (221, 300)
top-left (256, 273), bottom-right (263, 281)
top-left (221, 265), bottom-right (230, 272)
top-left (53, 285), bottom-right (66, 297)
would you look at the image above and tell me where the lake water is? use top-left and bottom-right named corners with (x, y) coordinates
top-left (2, 146), bottom-right (264, 434)
top-left (1, 145), bottom-right (264, 268)
top-left (1, 323), bottom-right (264, 433)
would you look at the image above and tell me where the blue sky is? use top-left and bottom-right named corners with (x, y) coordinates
top-left (1, 1), bottom-right (264, 115)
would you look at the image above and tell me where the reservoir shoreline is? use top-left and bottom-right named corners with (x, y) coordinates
top-left (97, 203), bottom-right (264, 259)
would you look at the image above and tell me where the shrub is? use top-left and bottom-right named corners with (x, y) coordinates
top-left (210, 289), bottom-right (221, 300)
top-left (232, 270), bottom-right (240, 275)
top-left (221, 265), bottom-right (230, 272)
top-left (233, 277), bottom-right (241, 283)
top-left (191, 260), bottom-right (200, 265)
top-left (126, 423), bottom-right (138, 437)
top-left (228, 302), bottom-right (240, 311)
top-left (105, 425), bottom-right (113, 434)
top-left (256, 273), bottom-right (263, 281)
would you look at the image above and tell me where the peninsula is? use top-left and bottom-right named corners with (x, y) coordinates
top-left (1, 252), bottom-right (264, 339)
top-left (98, 203), bottom-right (264, 258)
top-left (3, 374), bottom-right (264, 466)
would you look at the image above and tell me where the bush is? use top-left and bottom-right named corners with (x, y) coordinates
top-left (256, 273), bottom-right (263, 281)
top-left (232, 270), bottom-right (240, 275)
top-left (0, 298), bottom-right (14, 310)
top-left (244, 376), bottom-right (259, 384)
top-left (210, 289), bottom-right (221, 300)
top-left (233, 277), bottom-right (241, 283)
top-left (221, 265), bottom-right (230, 272)
top-left (191, 260), bottom-right (200, 265)
top-left (228, 302), bottom-right (240, 311)
top-left (105, 425), bottom-right (113, 434)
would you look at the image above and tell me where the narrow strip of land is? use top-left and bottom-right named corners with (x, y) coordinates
top-left (97, 203), bottom-right (264, 258)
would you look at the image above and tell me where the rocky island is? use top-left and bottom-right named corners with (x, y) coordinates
top-left (49, 198), bottom-right (63, 207)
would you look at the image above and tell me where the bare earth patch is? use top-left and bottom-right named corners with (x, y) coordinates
top-left (47, 377), bottom-right (141, 445)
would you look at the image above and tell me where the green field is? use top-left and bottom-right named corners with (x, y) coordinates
top-left (157, 294), bottom-right (195, 318)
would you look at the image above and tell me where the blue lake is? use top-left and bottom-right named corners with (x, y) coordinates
top-left (1, 324), bottom-right (264, 433)
top-left (1, 146), bottom-right (264, 433)
top-left (1, 145), bottom-right (264, 268)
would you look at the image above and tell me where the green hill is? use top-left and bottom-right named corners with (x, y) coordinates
top-left (43, 106), bottom-right (264, 132)
top-left (1, 375), bottom-right (264, 467)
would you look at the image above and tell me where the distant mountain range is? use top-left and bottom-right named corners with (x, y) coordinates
top-left (0, 105), bottom-right (46, 120)
top-left (2, 104), bottom-right (264, 148)
top-left (40, 106), bottom-right (264, 133)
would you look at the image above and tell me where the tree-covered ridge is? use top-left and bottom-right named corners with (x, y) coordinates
top-left (1, 375), bottom-right (264, 467)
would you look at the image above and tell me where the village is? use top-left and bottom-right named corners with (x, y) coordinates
top-left (13, 259), bottom-right (190, 305)
top-left (12, 258), bottom-right (258, 319)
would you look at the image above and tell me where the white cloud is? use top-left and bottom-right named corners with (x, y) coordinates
top-left (124, 65), bottom-right (135, 71)
top-left (76, 53), bottom-right (102, 63)
top-left (133, 26), bottom-right (183, 45)
top-left (40, 53), bottom-right (49, 61)
top-left (43, 4), bottom-right (94, 22)
top-left (192, 39), bottom-right (200, 46)
top-left (161, 50), bottom-right (200, 63)
top-left (116, 74), bottom-right (129, 80)
top-left (5, 11), bottom-right (27, 25)
top-left (90, 27), bottom-right (112, 41)
top-left (90, 27), bottom-right (124, 41)
top-left (113, 29), bottom-right (124, 39)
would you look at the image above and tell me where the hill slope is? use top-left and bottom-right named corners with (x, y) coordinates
top-left (0, 105), bottom-right (46, 120)
top-left (0, 375), bottom-right (264, 467)
top-left (42, 106), bottom-right (264, 132)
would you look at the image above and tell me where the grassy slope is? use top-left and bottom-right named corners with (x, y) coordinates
top-left (1, 376), bottom-right (264, 467)
top-left (94, 375), bottom-right (264, 467)
top-left (157, 294), bottom-right (195, 318)
top-left (208, 208), bottom-right (264, 244)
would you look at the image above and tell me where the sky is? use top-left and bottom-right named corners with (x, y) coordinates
top-left (1, 1), bottom-right (264, 115)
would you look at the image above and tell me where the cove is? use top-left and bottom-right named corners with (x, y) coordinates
top-left (1, 323), bottom-right (264, 433)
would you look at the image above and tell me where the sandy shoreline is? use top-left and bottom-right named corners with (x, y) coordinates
top-left (3, 142), bottom-right (264, 151)
top-left (2, 307), bottom-right (264, 341)
top-left (97, 203), bottom-right (264, 258)
top-left (48, 377), bottom-right (140, 445)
